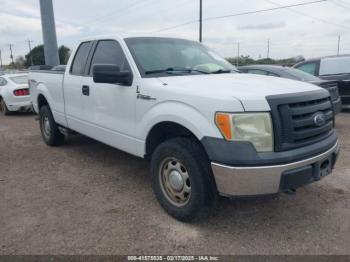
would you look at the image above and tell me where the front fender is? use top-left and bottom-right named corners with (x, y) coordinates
top-left (137, 100), bottom-right (223, 144)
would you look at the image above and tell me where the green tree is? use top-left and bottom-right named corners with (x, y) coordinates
top-left (59, 45), bottom-right (71, 65)
top-left (227, 55), bottom-right (305, 67)
top-left (24, 45), bottom-right (71, 68)
top-left (14, 56), bottom-right (26, 69)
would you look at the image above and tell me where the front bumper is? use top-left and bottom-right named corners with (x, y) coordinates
top-left (332, 98), bottom-right (342, 114)
top-left (211, 141), bottom-right (340, 197)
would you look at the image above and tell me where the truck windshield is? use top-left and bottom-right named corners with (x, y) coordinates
top-left (125, 37), bottom-right (236, 77)
top-left (283, 67), bottom-right (320, 81)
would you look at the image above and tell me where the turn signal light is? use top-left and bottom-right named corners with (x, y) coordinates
top-left (13, 89), bottom-right (30, 96)
top-left (215, 113), bottom-right (232, 140)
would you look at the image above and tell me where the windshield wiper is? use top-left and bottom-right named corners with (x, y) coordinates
top-left (145, 67), bottom-right (209, 75)
top-left (210, 69), bottom-right (232, 74)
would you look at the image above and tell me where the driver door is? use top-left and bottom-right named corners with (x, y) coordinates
top-left (80, 39), bottom-right (137, 155)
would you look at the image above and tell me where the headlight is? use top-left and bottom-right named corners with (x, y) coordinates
top-left (215, 112), bottom-right (274, 152)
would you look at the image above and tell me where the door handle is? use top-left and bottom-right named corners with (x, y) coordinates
top-left (82, 85), bottom-right (90, 96)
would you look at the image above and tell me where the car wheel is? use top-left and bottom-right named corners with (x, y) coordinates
top-left (39, 105), bottom-right (65, 146)
top-left (0, 98), bottom-right (11, 116)
top-left (151, 137), bottom-right (217, 221)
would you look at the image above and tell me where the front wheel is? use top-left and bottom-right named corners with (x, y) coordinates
top-left (151, 138), bottom-right (217, 221)
top-left (39, 105), bottom-right (65, 146)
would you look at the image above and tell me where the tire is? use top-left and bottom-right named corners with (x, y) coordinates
top-left (39, 105), bottom-right (65, 146)
top-left (0, 98), bottom-right (12, 116)
top-left (151, 137), bottom-right (217, 221)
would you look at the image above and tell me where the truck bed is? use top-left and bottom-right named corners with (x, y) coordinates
top-left (29, 70), bottom-right (65, 118)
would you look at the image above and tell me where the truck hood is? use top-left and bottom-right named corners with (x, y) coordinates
top-left (157, 73), bottom-right (324, 111)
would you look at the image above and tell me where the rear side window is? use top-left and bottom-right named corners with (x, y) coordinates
top-left (247, 69), bottom-right (269, 75)
top-left (9, 75), bottom-right (28, 84)
top-left (70, 42), bottom-right (92, 75)
top-left (0, 77), bottom-right (7, 86)
top-left (89, 40), bottom-right (130, 75)
top-left (296, 62), bottom-right (317, 76)
top-left (320, 57), bottom-right (350, 76)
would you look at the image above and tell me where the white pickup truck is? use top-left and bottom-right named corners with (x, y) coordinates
top-left (29, 35), bottom-right (340, 221)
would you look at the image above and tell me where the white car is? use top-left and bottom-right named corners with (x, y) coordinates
top-left (0, 73), bottom-right (31, 115)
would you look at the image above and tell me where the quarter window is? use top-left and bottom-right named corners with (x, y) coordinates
top-left (89, 40), bottom-right (130, 75)
top-left (70, 41), bottom-right (92, 75)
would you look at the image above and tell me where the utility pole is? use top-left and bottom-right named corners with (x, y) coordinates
top-left (267, 39), bottom-right (270, 59)
top-left (337, 35), bottom-right (340, 56)
top-left (9, 44), bottom-right (14, 65)
top-left (39, 0), bottom-right (60, 66)
top-left (199, 0), bottom-right (203, 42)
top-left (0, 49), bottom-right (3, 69)
top-left (236, 42), bottom-right (240, 67)
top-left (27, 40), bottom-right (34, 66)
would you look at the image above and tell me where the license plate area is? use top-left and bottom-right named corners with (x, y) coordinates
top-left (313, 156), bottom-right (333, 181)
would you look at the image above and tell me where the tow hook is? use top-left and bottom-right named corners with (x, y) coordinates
top-left (283, 188), bottom-right (297, 195)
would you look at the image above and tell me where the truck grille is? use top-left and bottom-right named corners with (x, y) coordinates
top-left (267, 91), bottom-right (335, 151)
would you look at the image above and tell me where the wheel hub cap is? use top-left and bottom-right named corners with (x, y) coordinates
top-left (42, 116), bottom-right (51, 138)
top-left (159, 158), bottom-right (191, 207)
top-left (169, 170), bottom-right (184, 191)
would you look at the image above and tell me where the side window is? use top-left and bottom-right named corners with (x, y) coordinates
top-left (0, 77), bottom-right (7, 86)
top-left (296, 62), bottom-right (317, 76)
top-left (247, 69), bottom-right (269, 75)
top-left (70, 41), bottom-right (92, 75)
top-left (267, 72), bottom-right (279, 77)
top-left (319, 57), bottom-right (350, 76)
top-left (89, 40), bottom-right (131, 75)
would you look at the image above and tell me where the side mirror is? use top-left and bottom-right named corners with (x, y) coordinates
top-left (93, 64), bottom-right (133, 86)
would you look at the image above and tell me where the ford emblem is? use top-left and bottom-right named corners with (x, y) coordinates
top-left (313, 112), bottom-right (326, 127)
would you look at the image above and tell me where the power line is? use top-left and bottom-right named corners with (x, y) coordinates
top-left (265, 0), bottom-right (350, 30)
top-left (203, 0), bottom-right (328, 22)
top-left (153, 0), bottom-right (329, 33)
top-left (85, 0), bottom-right (156, 27)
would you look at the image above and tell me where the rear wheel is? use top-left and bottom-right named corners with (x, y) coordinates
top-left (151, 137), bottom-right (217, 221)
top-left (39, 105), bottom-right (65, 146)
top-left (0, 98), bottom-right (11, 116)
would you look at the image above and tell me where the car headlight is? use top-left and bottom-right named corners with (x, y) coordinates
top-left (215, 112), bottom-right (274, 152)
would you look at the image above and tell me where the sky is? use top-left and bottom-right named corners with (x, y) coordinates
top-left (0, 0), bottom-right (349, 64)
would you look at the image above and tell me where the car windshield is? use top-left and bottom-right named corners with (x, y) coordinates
top-left (125, 37), bottom-right (236, 76)
top-left (9, 75), bottom-right (28, 84)
top-left (283, 67), bottom-right (319, 81)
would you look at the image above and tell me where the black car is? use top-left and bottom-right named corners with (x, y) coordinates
top-left (294, 55), bottom-right (350, 109)
top-left (239, 64), bottom-right (342, 114)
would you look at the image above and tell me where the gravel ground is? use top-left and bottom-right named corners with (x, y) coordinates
top-left (0, 112), bottom-right (349, 255)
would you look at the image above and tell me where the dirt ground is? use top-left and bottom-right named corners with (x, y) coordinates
top-left (0, 112), bottom-right (349, 255)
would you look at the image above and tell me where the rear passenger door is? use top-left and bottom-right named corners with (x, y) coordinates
top-left (79, 39), bottom-right (137, 155)
top-left (64, 41), bottom-right (93, 129)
